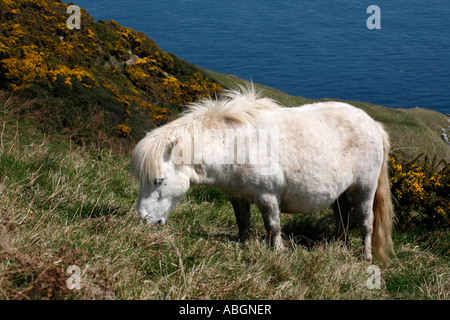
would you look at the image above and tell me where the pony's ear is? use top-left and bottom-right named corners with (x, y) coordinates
top-left (168, 137), bottom-right (179, 149)
top-left (162, 137), bottom-right (179, 162)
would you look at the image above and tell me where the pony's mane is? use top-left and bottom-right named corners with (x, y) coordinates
top-left (130, 85), bottom-right (279, 183)
top-left (185, 85), bottom-right (279, 126)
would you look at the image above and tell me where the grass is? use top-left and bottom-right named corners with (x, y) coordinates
top-left (0, 96), bottom-right (448, 300)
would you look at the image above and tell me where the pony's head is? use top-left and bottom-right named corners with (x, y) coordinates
top-left (130, 133), bottom-right (191, 225)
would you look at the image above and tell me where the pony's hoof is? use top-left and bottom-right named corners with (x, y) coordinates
top-left (363, 252), bottom-right (373, 263)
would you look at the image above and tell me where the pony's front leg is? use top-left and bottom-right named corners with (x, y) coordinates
top-left (229, 197), bottom-right (254, 240)
top-left (255, 194), bottom-right (283, 249)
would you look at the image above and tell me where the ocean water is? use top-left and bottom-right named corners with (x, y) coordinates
top-left (71, 0), bottom-right (450, 113)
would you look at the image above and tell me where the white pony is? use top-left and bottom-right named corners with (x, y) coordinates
top-left (130, 87), bottom-right (394, 263)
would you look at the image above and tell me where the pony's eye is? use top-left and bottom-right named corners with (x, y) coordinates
top-left (153, 178), bottom-right (164, 186)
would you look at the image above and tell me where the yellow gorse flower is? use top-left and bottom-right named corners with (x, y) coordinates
top-left (389, 155), bottom-right (449, 229)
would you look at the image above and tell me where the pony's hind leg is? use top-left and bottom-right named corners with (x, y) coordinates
top-left (332, 192), bottom-right (352, 244)
top-left (350, 188), bottom-right (375, 262)
top-left (255, 193), bottom-right (283, 249)
top-left (229, 197), bottom-right (254, 240)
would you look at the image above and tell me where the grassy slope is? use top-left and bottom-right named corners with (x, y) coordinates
top-left (1, 93), bottom-right (448, 300)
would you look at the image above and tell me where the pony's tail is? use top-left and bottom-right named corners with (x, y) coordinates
top-left (372, 126), bottom-right (395, 264)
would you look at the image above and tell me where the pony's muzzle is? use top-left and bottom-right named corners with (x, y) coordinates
top-left (138, 210), bottom-right (166, 225)
top-left (145, 217), bottom-right (166, 226)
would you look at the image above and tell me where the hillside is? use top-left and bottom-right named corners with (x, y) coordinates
top-left (0, 0), bottom-right (221, 147)
top-left (0, 0), bottom-right (448, 300)
top-left (0, 92), bottom-right (448, 300)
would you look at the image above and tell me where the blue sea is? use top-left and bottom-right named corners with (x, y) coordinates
top-left (71, 0), bottom-right (450, 114)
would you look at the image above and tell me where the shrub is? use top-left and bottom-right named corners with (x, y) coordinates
top-left (0, 0), bottom-right (222, 144)
top-left (389, 154), bottom-right (449, 230)
top-left (116, 124), bottom-right (131, 138)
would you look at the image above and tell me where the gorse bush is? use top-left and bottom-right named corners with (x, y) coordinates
top-left (0, 0), bottom-right (222, 144)
top-left (389, 155), bottom-right (449, 230)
